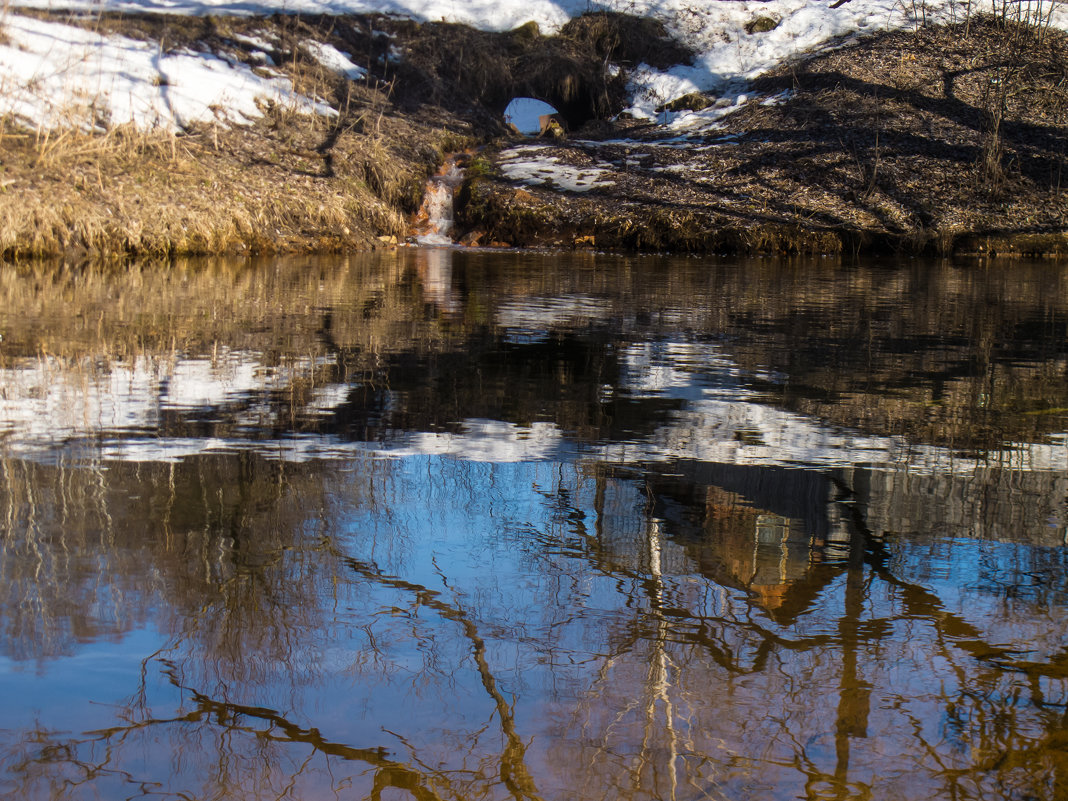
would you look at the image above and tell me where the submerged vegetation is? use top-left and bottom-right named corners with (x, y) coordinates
top-left (0, 8), bottom-right (1065, 258)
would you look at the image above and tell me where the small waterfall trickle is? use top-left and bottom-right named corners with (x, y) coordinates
top-left (412, 153), bottom-right (467, 245)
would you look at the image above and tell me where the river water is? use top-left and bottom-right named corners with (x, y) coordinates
top-left (1, 251), bottom-right (1066, 801)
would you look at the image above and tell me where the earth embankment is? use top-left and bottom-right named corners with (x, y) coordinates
top-left (0, 11), bottom-right (1064, 258)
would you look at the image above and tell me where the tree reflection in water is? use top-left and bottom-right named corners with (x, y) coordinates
top-left (0, 252), bottom-right (1066, 801)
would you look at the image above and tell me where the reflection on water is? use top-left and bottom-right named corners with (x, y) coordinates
top-left (1, 252), bottom-right (1067, 800)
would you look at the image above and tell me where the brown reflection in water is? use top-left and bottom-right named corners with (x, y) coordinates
top-left (7, 691), bottom-right (452, 801)
top-left (530, 463), bottom-right (1068, 800)
top-left (699, 488), bottom-right (818, 610)
top-left (843, 465), bottom-right (1068, 545)
top-left (1, 254), bottom-right (1068, 800)
top-left (0, 253), bottom-right (1065, 451)
top-left (0, 454), bottom-right (358, 672)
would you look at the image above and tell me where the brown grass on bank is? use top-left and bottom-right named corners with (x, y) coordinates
top-left (0, 7), bottom-right (682, 260)
top-left (6, 9), bottom-right (1065, 259)
top-left (461, 17), bottom-right (1068, 257)
top-left (377, 10), bottom-right (693, 128)
top-left (0, 88), bottom-right (471, 259)
top-left (0, 12), bottom-right (480, 259)
top-left (735, 17), bottom-right (1068, 250)
top-left (0, 115), bottom-right (399, 258)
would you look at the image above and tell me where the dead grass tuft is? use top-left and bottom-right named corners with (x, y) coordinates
top-left (0, 9), bottom-right (700, 259)
top-left (0, 97), bottom-right (460, 258)
top-left (0, 11), bottom-right (486, 259)
top-left (381, 11), bottom-right (691, 129)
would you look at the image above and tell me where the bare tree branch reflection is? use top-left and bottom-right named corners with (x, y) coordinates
top-left (335, 553), bottom-right (543, 801)
top-left (4, 683), bottom-right (450, 801)
top-left (520, 462), bottom-right (1068, 800)
top-left (2, 254), bottom-right (1068, 800)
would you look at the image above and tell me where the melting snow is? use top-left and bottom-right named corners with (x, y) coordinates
top-left (613, 0), bottom-right (1067, 118)
top-left (230, 31), bottom-right (276, 50)
top-left (0, 14), bottom-right (331, 130)
top-left (301, 40), bottom-right (367, 80)
top-left (498, 145), bottom-right (615, 193)
top-left (1, 0), bottom-right (1065, 131)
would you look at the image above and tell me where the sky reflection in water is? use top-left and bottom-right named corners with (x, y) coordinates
top-left (1, 251), bottom-right (1067, 801)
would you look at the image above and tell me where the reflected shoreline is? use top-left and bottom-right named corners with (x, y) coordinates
top-left (1, 251), bottom-right (1066, 460)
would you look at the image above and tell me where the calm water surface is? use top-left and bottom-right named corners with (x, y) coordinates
top-left (1, 251), bottom-right (1067, 801)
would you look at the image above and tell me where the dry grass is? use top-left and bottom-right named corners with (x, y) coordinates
top-left (462, 18), bottom-right (1068, 257)
top-left (557, 12), bottom-right (694, 70)
top-left (0, 115), bottom-right (407, 258)
top-left (1, 8), bottom-right (689, 259)
top-left (736, 17), bottom-right (1068, 241)
top-left (0, 11), bottom-right (486, 259)
top-left (7, 9), bottom-right (1064, 258)
top-left (0, 13), bottom-right (480, 259)
top-left (379, 11), bottom-right (690, 129)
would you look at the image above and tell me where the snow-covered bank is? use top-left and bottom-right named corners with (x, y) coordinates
top-left (2, 0), bottom-right (1067, 129)
top-left (0, 14), bottom-right (329, 130)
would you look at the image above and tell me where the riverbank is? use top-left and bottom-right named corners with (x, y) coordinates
top-left (0, 12), bottom-right (481, 258)
top-left (460, 17), bottom-right (1068, 257)
top-left (0, 8), bottom-right (1065, 258)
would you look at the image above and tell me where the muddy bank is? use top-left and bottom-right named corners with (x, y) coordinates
top-left (0, 11), bottom-right (1065, 259)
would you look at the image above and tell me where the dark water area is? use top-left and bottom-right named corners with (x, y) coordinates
top-left (0, 251), bottom-right (1067, 801)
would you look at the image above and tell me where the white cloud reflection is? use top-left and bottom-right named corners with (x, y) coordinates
top-left (1, 343), bottom-right (1063, 476)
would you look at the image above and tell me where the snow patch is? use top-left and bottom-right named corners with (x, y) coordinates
top-left (1, 0), bottom-right (1066, 134)
top-left (231, 31), bottom-right (277, 50)
top-left (301, 40), bottom-right (367, 80)
top-left (0, 14), bottom-right (333, 130)
top-left (498, 145), bottom-right (615, 193)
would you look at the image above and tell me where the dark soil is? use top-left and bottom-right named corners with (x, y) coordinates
top-left (460, 18), bottom-right (1068, 257)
